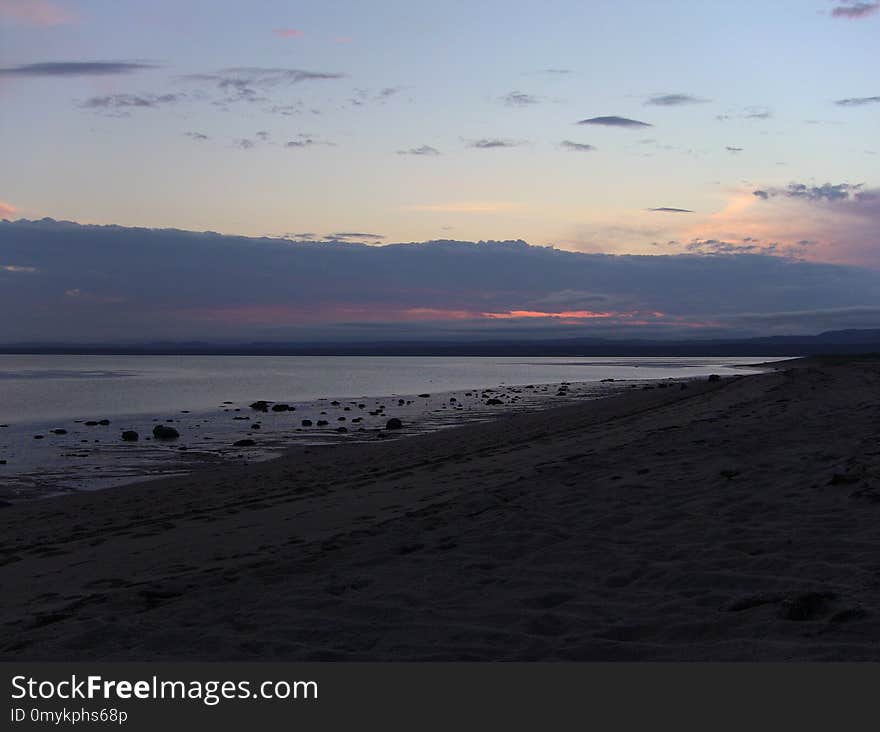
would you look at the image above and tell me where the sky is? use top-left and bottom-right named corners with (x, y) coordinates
top-left (1, 1), bottom-right (879, 342)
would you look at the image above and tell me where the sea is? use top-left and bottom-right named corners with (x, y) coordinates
top-left (0, 355), bottom-right (790, 500)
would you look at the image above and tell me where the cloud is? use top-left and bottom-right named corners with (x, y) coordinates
top-left (726, 146), bottom-right (743, 153)
top-left (649, 207), bottom-right (694, 213)
top-left (465, 138), bottom-right (524, 149)
top-left (576, 116), bottom-right (652, 128)
top-left (645, 94), bottom-right (709, 106)
top-left (184, 131), bottom-right (209, 141)
top-left (540, 68), bottom-right (572, 75)
top-left (689, 183), bottom-right (880, 270)
top-left (4, 219), bottom-right (880, 341)
top-left (0, 61), bottom-right (155, 77)
top-left (831, 2), bottom-right (879, 18)
top-left (273, 28), bottom-right (304, 38)
top-left (0, 201), bottom-right (16, 218)
top-left (266, 104), bottom-right (304, 116)
top-left (285, 134), bottom-right (331, 148)
top-left (835, 95), bottom-right (880, 106)
top-left (185, 67), bottom-right (344, 86)
top-left (397, 145), bottom-right (441, 156)
top-left (179, 67), bottom-right (344, 105)
top-left (235, 139), bottom-right (256, 150)
top-left (720, 306), bottom-right (880, 332)
top-left (78, 93), bottom-right (182, 113)
top-left (679, 238), bottom-right (807, 257)
top-left (325, 232), bottom-right (385, 241)
top-left (347, 86), bottom-right (405, 108)
top-left (559, 140), bottom-right (596, 152)
top-left (0, 0), bottom-right (75, 26)
top-left (500, 91), bottom-right (540, 106)
top-left (752, 182), bottom-right (866, 202)
top-left (1, 263), bottom-right (36, 273)
top-left (717, 107), bottom-right (772, 121)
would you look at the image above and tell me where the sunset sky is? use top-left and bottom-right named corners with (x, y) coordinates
top-left (1, 1), bottom-right (879, 342)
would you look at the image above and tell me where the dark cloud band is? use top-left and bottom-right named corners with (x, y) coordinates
top-left (0, 61), bottom-right (156, 77)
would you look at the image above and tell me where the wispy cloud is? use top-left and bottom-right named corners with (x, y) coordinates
top-left (716, 106), bottom-right (772, 121)
top-left (559, 140), bottom-right (596, 152)
top-left (78, 93), bottom-right (182, 113)
top-left (273, 28), bottom-right (304, 38)
top-left (831, 2), bottom-right (879, 18)
top-left (682, 238), bottom-right (791, 256)
top-left (184, 131), bottom-right (209, 141)
top-left (325, 232), bottom-right (385, 241)
top-left (348, 86), bottom-right (404, 107)
top-left (0, 0), bottom-right (75, 26)
top-left (0, 61), bottom-right (155, 77)
top-left (265, 103), bottom-right (303, 116)
top-left (397, 145), bottom-right (441, 156)
top-left (726, 146), bottom-right (744, 153)
top-left (235, 139), bottom-right (256, 150)
top-left (465, 138), bottom-right (524, 149)
top-left (179, 67), bottom-right (345, 105)
top-left (500, 91), bottom-right (540, 106)
top-left (649, 207), bottom-right (693, 213)
top-left (645, 93), bottom-right (709, 106)
top-left (285, 134), bottom-right (331, 148)
top-left (752, 182), bottom-right (867, 202)
top-left (835, 95), bottom-right (880, 106)
top-left (1, 263), bottom-right (37, 273)
top-left (0, 201), bottom-right (16, 218)
top-left (576, 116), bottom-right (652, 128)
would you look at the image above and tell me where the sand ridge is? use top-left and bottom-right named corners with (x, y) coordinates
top-left (3, 359), bottom-right (880, 660)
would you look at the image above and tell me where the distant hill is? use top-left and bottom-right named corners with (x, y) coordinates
top-left (3, 329), bottom-right (880, 357)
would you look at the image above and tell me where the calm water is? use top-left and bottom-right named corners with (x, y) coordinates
top-left (0, 355), bottom-right (790, 499)
top-left (0, 355), bottom-right (785, 425)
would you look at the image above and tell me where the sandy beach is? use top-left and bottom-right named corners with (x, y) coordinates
top-left (3, 356), bottom-right (880, 661)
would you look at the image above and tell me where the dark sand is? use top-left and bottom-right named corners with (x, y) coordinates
top-left (3, 356), bottom-right (880, 660)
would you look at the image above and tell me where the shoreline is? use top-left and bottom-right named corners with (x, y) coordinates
top-left (0, 378), bottom-right (632, 501)
top-left (0, 358), bottom-right (774, 501)
top-left (5, 356), bottom-right (880, 660)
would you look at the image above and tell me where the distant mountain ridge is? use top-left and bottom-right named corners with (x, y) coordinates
top-left (3, 329), bottom-right (880, 357)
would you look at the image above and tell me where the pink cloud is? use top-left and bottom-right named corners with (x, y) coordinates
top-left (0, 0), bottom-right (75, 26)
top-left (273, 28), bottom-right (304, 38)
top-left (831, 2), bottom-right (879, 18)
top-left (483, 309), bottom-right (617, 320)
top-left (402, 307), bottom-right (476, 320)
top-left (685, 186), bottom-right (880, 269)
top-left (0, 200), bottom-right (16, 218)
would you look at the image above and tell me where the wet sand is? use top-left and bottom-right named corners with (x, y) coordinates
top-left (0, 380), bottom-right (620, 499)
top-left (3, 356), bottom-right (880, 660)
